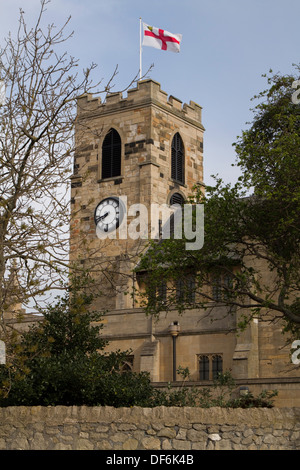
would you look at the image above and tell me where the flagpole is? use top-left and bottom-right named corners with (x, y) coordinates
top-left (139, 17), bottom-right (142, 80)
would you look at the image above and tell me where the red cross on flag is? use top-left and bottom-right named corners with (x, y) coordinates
top-left (142, 23), bottom-right (182, 53)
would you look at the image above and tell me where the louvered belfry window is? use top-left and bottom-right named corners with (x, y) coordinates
top-left (102, 128), bottom-right (121, 179)
top-left (170, 192), bottom-right (184, 206)
top-left (171, 133), bottom-right (184, 184)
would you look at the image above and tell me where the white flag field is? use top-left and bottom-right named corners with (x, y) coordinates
top-left (142, 22), bottom-right (182, 53)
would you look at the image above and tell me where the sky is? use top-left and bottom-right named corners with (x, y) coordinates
top-left (0, 0), bottom-right (299, 188)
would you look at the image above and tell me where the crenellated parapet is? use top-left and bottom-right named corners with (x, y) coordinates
top-left (77, 79), bottom-right (203, 128)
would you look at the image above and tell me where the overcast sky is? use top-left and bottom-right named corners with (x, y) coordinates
top-left (0, 0), bottom-right (299, 186)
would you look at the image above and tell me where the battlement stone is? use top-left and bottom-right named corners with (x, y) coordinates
top-left (77, 79), bottom-right (202, 126)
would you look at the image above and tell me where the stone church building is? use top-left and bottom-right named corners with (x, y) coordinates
top-left (70, 79), bottom-right (299, 407)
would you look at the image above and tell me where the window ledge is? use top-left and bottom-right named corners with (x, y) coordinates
top-left (169, 178), bottom-right (187, 188)
top-left (97, 176), bottom-right (124, 183)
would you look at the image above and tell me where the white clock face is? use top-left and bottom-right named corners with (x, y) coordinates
top-left (94, 197), bottom-right (124, 233)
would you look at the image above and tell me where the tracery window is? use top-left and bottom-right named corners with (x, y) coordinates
top-left (147, 279), bottom-right (167, 307)
top-left (198, 354), bottom-right (223, 381)
top-left (157, 280), bottom-right (167, 303)
top-left (212, 273), bottom-right (233, 301)
top-left (176, 275), bottom-right (196, 304)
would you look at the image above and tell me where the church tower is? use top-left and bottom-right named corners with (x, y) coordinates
top-left (70, 80), bottom-right (204, 311)
top-left (69, 79), bottom-right (299, 396)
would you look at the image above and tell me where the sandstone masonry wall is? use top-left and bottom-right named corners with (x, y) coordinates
top-left (0, 406), bottom-right (299, 450)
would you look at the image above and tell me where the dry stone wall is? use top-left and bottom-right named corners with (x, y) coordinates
top-left (0, 406), bottom-right (299, 450)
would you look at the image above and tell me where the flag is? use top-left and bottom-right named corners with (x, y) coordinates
top-left (142, 22), bottom-right (182, 53)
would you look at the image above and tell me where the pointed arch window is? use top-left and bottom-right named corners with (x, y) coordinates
top-left (102, 128), bottom-right (121, 179)
top-left (171, 133), bottom-right (184, 184)
top-left (170, 192), bottom-right (184, 206)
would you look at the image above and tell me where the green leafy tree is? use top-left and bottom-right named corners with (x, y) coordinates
top-left (0, 274), bottom-right (278, 408)
top-left (137, 65), bottom-right (300, 336)
top-left (0, 274), bottom-right (153, 406)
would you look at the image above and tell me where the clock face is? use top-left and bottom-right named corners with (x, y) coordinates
top-left (94, 197), bottom-right (124, 233)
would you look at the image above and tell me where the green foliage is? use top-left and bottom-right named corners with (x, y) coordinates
top-left (95, 371), bottom-right (154, 408)
top-left (137, 65), bottom-right (300, 332)
top-left (0, 274), bottom-right (278, 408)
top-left (227, 389), bottom-right (278, 409)
top-left (148, 369), bottom-right (277, 408)
top-left (234, 67), bottom-right (300, 199)
top-left (0, 274), bottom-right (155, 407)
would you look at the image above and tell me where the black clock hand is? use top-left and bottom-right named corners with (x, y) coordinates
top-left (95, 212), bottom-right (109, 225)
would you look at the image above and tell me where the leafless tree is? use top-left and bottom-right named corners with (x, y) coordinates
top-left (0, 0), bottom-right (142, 327)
